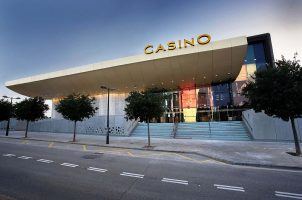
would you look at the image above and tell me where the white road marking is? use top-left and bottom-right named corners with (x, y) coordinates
top-left (161, 178), bottom-right (188, 185)
top-left (275, 191), bottom-right (302, 199)
top-left (37, 159), bottom-right (54, 163)
top-left (60, 163), bottom-right (78, 168)
top-left (214, 184), bottom-right (245, 192)
top-left (120, 172), bottom-right (144, 178)
top-left (18, 156), bottom-right (32, 160)
top-left (2, 154), bottom-right (16, 157)
top-left (87, 167), bottom-right (107, 173)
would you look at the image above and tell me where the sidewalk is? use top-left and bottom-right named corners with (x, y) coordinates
top-left (1, 130), bottom-right (301, 170)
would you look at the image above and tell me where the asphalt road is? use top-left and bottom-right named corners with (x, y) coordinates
top-left (0, 139), bottom-right (302, 200)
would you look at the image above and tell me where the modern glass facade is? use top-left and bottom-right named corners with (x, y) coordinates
top-left (160, 33), bottom-right (274, 123)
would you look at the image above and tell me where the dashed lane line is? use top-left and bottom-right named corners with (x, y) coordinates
top-left (161, 178), bottom-right (188, 185)
top-left (37, 159), bottom-right (54, 164)
top-left (21, 140), bottom-right (28, 144)
top-left (18, 156), bottom-right (32, 160)
top-left (82, 145), bottom-right (87, 151)
top-left (127, 152), bottom-right (134, 157)
top-left (120, 172), bottom-right (144, 179)
top-left (275, 191), bottom-right (302, 199)
top-left (48, 142), bottom-right (54, 148)
top-left (60, 163), bottom-right (79, 168)
top-left (174, 153), bottom-right (211, 164)
top-left (87, 167), bottom-right (107, 173)
top-left (214, 184), bottom-right (245, 192)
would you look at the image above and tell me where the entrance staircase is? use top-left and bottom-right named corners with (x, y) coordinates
top-left (131, 121), bottom-right (251, 141)
top-left (131, 123), bottom-right (173, 139)
top-left (176, 121), bottom-right (251, 141)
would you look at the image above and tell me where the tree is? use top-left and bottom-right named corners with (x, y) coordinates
top-left (242, 53), bottom-right (302, 156)
top-left (0, 99), bottom-right (14, 136)
top-left (55, 93), bottom-right (98, 142)
top-left (14, 97), bottom-right (49, 138)
top-left (124, 88), bottom-right (167, 147)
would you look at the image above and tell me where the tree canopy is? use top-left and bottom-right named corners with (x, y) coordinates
top-left (0, 99), bottom-right (13, 122)
top-left (125, 88), bottom-right (167, 122)
top-left (242, 54), bottom-right (302, 121)
top-left (15, 97), bottom-right (49, 122)
top-left (55, 93), bottom-right (98, 122)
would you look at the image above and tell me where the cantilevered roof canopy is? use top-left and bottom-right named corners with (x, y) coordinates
top-left (5, 36), bottom-right (247, 99)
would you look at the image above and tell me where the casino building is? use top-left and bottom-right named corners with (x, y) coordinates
top-left (5, 33), bottom-right (274, 123)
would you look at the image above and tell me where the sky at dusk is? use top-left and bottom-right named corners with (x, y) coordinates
top-left (0, 0), bottom-right (302, 116)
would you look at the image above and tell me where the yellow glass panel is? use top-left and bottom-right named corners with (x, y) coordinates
top-left (183, 108), bottom-right (197, 122)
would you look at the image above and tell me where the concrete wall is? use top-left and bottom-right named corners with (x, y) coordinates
top-left (242, 109), bottom-right (302, 141)
top-left (51, 93), bottom-right (127, 119)
top-left (0, 115), bottom-right (135, 136)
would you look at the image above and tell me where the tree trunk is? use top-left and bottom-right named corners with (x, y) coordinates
top-left (5, 118), bottom-right (10, 136)
top-left (25, 120), bottom-right (29, 138)
top-left (147, 119), bottom-right (151, 147)
top-left (73, 121), bottom-right (77, 142)
top-left (290, 117), bottom-right (301, 156)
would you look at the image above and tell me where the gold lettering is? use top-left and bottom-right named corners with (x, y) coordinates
top-left (197, 34), bottom-right (211, 45)
top-left (178, 40), bottom-right (182, 49)
top-left (145, 34), bottom-right (211, 54)
top-left (144, 45), bottom-right (153, 54)
top-left (155, 44), bottom-right (166, 53)
top-left (167, 41), bottom-right (176, 50)
top-left (184, 38), bottom-right (195, 48)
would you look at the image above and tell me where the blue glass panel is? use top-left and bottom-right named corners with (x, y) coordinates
top-left (212, 83), bottom-right (231, 107)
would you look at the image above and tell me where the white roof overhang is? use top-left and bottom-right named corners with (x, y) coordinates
top-left (5, 36), bottom-right (247, 99)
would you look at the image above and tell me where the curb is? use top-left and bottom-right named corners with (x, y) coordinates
top-left (1, 135), bottom-right (302, 171)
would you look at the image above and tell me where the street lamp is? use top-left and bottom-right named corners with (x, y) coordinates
top-left (100, 86), bottom-right (115, 144)
top-left (2, 96), bottom-right (21, 136)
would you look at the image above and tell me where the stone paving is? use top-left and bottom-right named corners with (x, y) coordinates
top-left (0, 130), bottom-right (301, 170)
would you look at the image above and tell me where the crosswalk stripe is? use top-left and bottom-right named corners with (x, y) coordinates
top-left (37, 159), bottom-right (54, 163)
top-left (60, 163), bottom-right (78, 168)
top-left (214, 184), bottom-right (245, 192)
top-left (275, 191), bottom-right (302, 199)
top-left (120, 172), bottom-right (144, 178)
top-left (87, 167), bottom-right (107, 173)
top-left (18, 156), bottom-right (32, 160)
top-left (2, 154), bottom-right (15, 157)
top-left (161, 178), bottom-right (188, 185)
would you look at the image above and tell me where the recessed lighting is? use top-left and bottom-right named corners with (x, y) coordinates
top-left (215, 74), bottom-right (218, 77)
top-left (203, 76), bottom-right (206, 79)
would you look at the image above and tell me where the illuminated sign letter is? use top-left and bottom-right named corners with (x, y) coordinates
top-left (197, 34), bottom-right (211, 45)
top-left (184, 38), bottom-right (195, 48)
top-left (178, 40), bottom-right (182, 49)
top-left (167, 41), bottom-right (176, 50)
top-left (144, 34), bottom-right (211, 54)
top-left (155, 44), bottom-right (166, 53)
top-left (144, 45), bottom-right (154, 54)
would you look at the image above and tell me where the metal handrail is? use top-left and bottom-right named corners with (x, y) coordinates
top-left (242, 113), bottom-right (252, 132)
top-left (172, 122), bottom-right (178, 138)
top-left (126, 119), bottom-right (139, 136)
